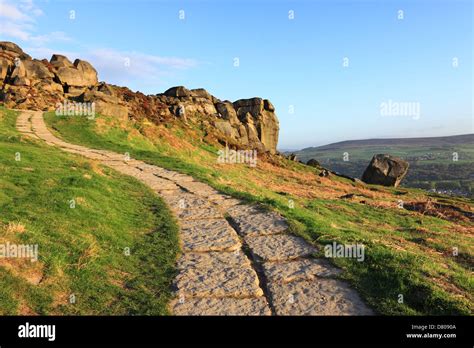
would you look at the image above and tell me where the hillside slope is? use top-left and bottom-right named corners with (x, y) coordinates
top-left (0, 107), bottom-right (179, 315)
top-left (302, 134), bottom-right (474, 150)
top-left (1, 41), bottom-right (473, 316)
top-left (44, 111), bottom-right (474, 315)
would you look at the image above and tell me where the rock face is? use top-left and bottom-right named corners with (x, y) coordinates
top-left (361, 154), bottom-right (409, 187)
top-left (0, 41), bottom-right (280, 154)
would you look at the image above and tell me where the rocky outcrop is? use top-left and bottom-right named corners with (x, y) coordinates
top-left (361, 154), bottom-right (409, 187)
top-left (0, 41), bottom-right (281, 154)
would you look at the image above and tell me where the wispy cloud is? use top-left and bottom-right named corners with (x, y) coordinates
top-left (25, 46), bottom-right (198, 90)
top-left (0, 0), bottom-right (70, 45)
top-left (1, 0), bottom-right (198, 92)
top-left (0, 0), bottom-right (34, 22)
top-left (84, 48), bottom-right (198, 89)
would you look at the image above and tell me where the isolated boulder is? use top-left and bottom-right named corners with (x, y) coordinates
top-left (361, 154), bottom-right (409, 187)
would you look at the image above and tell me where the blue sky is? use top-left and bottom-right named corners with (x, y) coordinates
top-left (0, 0), bottom-right (472, 149)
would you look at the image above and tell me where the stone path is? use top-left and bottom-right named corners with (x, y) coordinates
top-left (17, 110), bottom-right (373, 315)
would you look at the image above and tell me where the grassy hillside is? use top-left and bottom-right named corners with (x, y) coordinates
top-left (291, 136), bottom-right (474, 197)
top-left (0, 107), bottom-right (179, 315)
top-left (45, 111), bottom-right (474, 315)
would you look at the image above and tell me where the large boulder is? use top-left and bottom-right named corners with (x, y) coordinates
top-left (50, 54), bottom-right (74, 69)
top-left (215, 101), bottom-right (240, 125)
top-left (55, 59), bottom-right (97, 87)
top-left (0, 41), bottom-right (31, 60)
top-left (163, 86), bottom-right (191, 97)
top-left (233, 97), bottom-right (279, 154)
top-left (81, 90), bottom-right (128, 119)
top-left (9, 59), bottom-right (26, 80)
top-left (73, 59), bottom-right (98, 85)
top-left (190, 88), bottom-right (212, 99)
top-left (234, 97), bottom-right (264, 118)
top-left (24, 59), bottom-right (54, 80)
top-left (361, 154), bottom-right (409, 187)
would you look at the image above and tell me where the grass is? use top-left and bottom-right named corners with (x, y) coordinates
top-left (0, 107), bottom-right (179, 315)
top-left (44, 111), bottom-right (474, 315)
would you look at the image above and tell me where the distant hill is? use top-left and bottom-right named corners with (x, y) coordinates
top-left (291, 134), bottom-right (474, 197)
top-left (299, 134), bottom-right (474, 152)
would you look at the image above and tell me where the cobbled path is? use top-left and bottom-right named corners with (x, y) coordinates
top-left (17, 110), bottom-right (373, 315)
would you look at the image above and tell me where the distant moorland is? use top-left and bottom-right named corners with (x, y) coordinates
top-left (290, 134), bottom-right (474, 197)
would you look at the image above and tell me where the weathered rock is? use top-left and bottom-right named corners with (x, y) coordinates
top-left (245, 234), bottom-right (317, 261)
top-left (97, 82), bottom-right (115, 96)
top-left (163, 86), bottom-right (191, 97)
top-left (12, 76), bottom-right (30, 86)
top-left (231, 97), bottom-right (280, 153)
top-left (55, 59), bottom-right (97, 87)
top-left (267, 278), bottom-right (373, 315)
top-left (190, 88), bottom-right (212, 99)
top-left (9, 59), bottom-right (26, 80)
top-left (55, 67), bottom-right (85, 87)
top-left (0, 41), bottom-right (31, 60)
top-left (215, 120), bottom-right (238, 140)
top-left (1, 42), bottom-right (281, 154)
top-left (66, 86), bottom-right (87, 97)
top-left (174, 252), bottom-right (263, 298)
top-left (73, 59), bottom-right (98, 85)
top-left (215, 101), bottom-right (240, 125)
top-left (264, 99), bottom-right (275, 112)
top-left (81, 90), bottom-right (128, 119)
top-left (361, 154), bottom-right (409, 187)
top-left (179, 219), bottom-right (241, 252)
top-left (50, 54), bottom-right (73, 69)
top-left (24, 60), bottom-right (54, 80)
top-left (234, 97), bottom-right (264, 118)
top-left (0, 59), bottom-right (9, 81)
top-left (227, 205), bottom-right (288, 237)
top-left (170, 297), bottom-right (271, 316)
top-left (36, 80), bottom-right (63, 94)
top-left (263, 259), bottom-right (342, 283)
